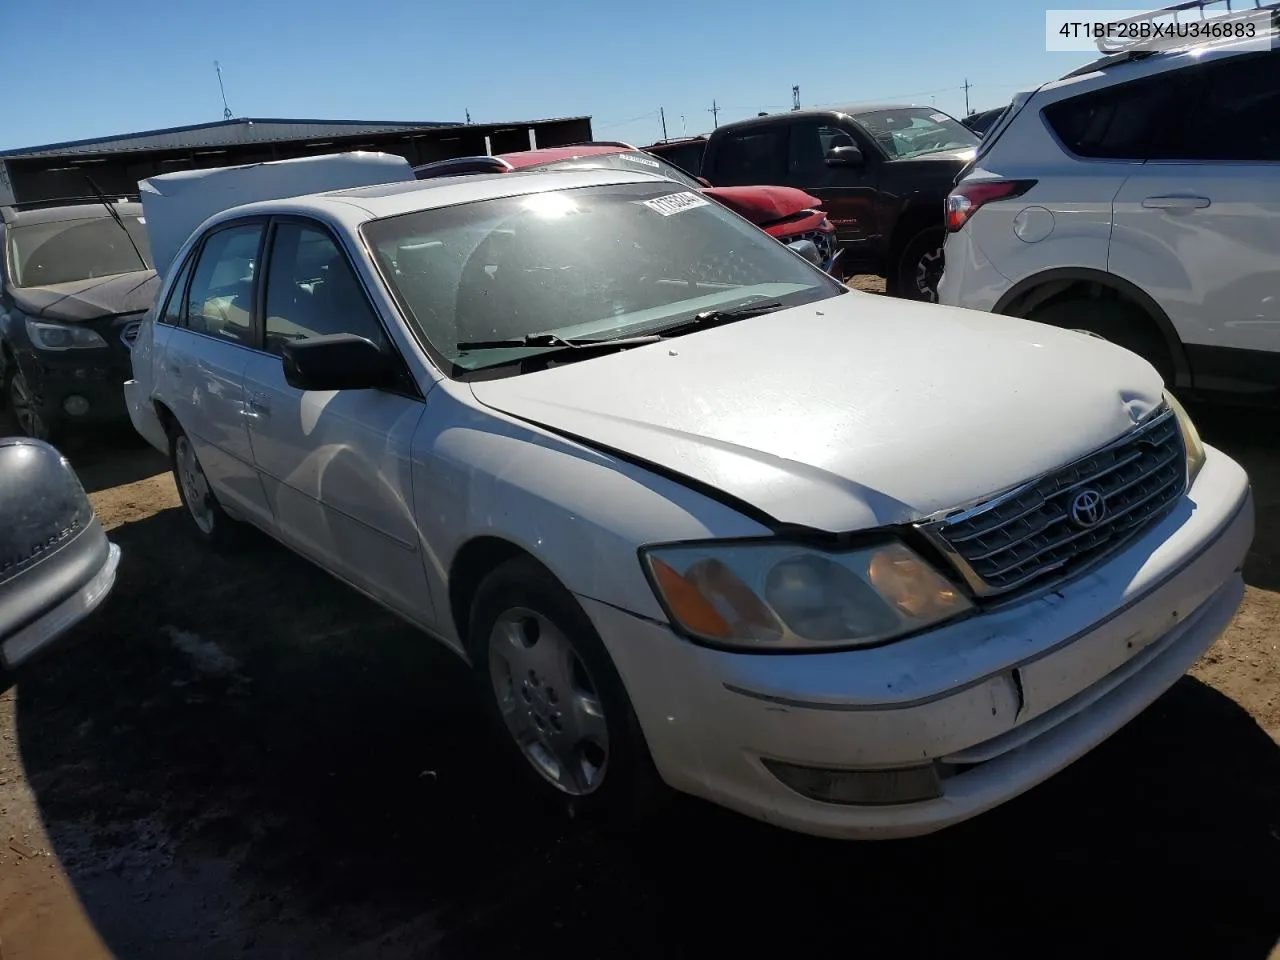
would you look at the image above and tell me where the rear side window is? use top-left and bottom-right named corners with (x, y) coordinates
top-left (1181, 51), bottom-right (1280, 162)
top-left (158, 252), bottom-right (196, 326)
top-left (713, 128), bottom-right (786, 183)
top-left (1043, 68), bottom-right (1196, 160)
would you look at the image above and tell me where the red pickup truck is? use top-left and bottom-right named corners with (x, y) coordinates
top-left (413, 142), bottom-right (841, 275)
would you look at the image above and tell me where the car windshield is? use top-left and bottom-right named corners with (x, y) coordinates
top-left (853, 107), bottom-right (980, 159)
top-left (7, 213), bottom-right (153, 286)
top-left (526, 150), bottom-right (705, 191)
top-left (363, 181), bottom-right (843, 375)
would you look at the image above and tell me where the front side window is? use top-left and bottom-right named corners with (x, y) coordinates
top-left (363, 182), bottom-right (844, 377)
top-left (529, 151), bottom-right (704, 190)
top-left (788, 122), bottom-right (863, 181)
top-left (852, 108), bottom-right (979, 159)
top-left (7, 213), bottom-right (153, 287)
top-left (262, 222), bottom-right (386, 356)
top-left (184, 223), bottom-right (262, 345)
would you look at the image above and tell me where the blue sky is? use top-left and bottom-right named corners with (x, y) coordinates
top-left (2, 0), bottom-right (1117, 151)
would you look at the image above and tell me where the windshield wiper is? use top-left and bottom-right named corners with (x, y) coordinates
top-left (82, 174), bottom-right (149, 273)
top-left (455, 332), bottom-right (663, 351)
top-left (650, 300), bottom-right (784, 337)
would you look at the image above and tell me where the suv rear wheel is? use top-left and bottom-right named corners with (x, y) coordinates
top-left (1026, 299), bottom-right (1174, 384)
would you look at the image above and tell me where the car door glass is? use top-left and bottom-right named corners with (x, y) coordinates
top-left (717, 129), bottom-right (785, 183)
top-left (787, 122), bottom-right (856, 184)
top-left (263, 223), bottom-right (387, 356)
top-left (157, 252), bottom-right (196, 326)
top-left (184, 224), bottom-right (262, 345)
top-left (1175, 52), bottom-right (1280, 162)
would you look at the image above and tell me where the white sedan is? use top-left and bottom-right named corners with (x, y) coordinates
top-left (125, 166), bottom-right (1253, 839)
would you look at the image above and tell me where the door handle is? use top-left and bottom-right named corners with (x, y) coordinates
top-left (1142, 195), bottom-right (1210, 210)
top-left (245, 392), bottom-right (271, 417)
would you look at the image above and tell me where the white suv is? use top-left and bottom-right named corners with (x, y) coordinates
top-left (939, 31), bottom-right (1279, 405)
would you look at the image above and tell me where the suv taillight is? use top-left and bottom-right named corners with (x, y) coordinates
top-left (945, 180), bottom-right (1036, 232)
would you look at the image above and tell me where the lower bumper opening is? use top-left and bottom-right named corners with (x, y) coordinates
top-left (762, 758), bottom-right (944, 806)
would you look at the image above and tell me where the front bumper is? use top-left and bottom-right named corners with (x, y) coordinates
top-left (13, 347), bottom-right (131, 429)
top-left (586, 445), bottom-right (1253, 839)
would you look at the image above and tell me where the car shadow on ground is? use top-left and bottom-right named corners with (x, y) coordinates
top-left (1188, 401), bottom-right (1278, 593)
top-left (14, 501), bottom-right (1280, 958)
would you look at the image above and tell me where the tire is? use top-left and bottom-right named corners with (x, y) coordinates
top-left (891, 227), bottom-right (945, 303)
top-left (469, 556), bottom-right (666, 824)
top-left (1026, 298), bottom-right (1175, 385)
top-left (169, 424), bottom-right (240, 548)
top-left (5, 367), bottom-right (53, 441)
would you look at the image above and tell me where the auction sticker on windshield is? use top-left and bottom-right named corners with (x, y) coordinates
top-left (620, 153), bottom-right (661, 168)
top-left (642, 192), bottom-right (709, 216)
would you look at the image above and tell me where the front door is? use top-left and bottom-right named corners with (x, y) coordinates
top-left (782, 119), bottom-right (882, 264)
top-left (156, 222), bottom-right (273, 526)
top-left (241, 218), bottom-right (433, 622)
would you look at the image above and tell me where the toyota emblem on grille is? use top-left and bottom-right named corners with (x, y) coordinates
top-left (1069, 489), bottom-right (1106, 528)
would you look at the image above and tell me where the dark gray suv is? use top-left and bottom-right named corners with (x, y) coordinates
top-left (1, 199), bottom-right (158, 439)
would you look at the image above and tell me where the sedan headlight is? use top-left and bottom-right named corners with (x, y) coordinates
top-left (1163, 389), bottom-right (1206, 485)
top-left (25, 318), bottom-right (108, 351)
top-left (642, 539), bottom-right (973, 650)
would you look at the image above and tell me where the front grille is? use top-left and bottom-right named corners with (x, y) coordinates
top-left (795, 227), bottom-right (838, 264)
top-left (920, 409), bottom-right (1186, 598)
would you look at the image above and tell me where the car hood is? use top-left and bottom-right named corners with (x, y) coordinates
top-left (701, 185), bottom-right (823, 227)
top-left (891, 147), bottom-right (978, 166)
top-left (469, 294), bottom-right (1166, 533)
top-left (7, 269), bottom-right (160, 323)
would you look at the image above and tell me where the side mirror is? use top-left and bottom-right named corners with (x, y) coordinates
top-left (825, 145), bottom-right (864, 167)
top-left (281, 333), bottom-right (398, 392)
top-left (787, 239), bottom-right (822, 266)
top-left (695, 176), bottom-right (712, 188)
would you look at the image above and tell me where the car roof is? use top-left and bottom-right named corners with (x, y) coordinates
top-left (201, 167), bottom-right (669, 229)
top-left (716, 102), bottom-right (950, 131)
top-left (1056, 32), bottom-right (1269, 84)
top-left (0, 200), bottom-right (145, 226)
top-left (497, 145), bottom-right (628, 168)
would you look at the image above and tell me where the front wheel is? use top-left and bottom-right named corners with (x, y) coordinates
top-left (470, 557), bottom-right (665, 822)
top-left (5, 367), bottom-right (52, 440)
top-left (892, 227), bottom-right (945, 303)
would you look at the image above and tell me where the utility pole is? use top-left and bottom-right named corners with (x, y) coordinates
top-left (792, 85), bottom-right (801, 111)
top-left (963, 78), bottom-right (972, 116)
top-left (660, 106), bottom-right (668, 141)
top-left (465, 108), bottom-right (472, 124)
top-left (708, 99), bottom-right (720, 128)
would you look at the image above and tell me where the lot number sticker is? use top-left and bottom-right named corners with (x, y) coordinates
top-left (620, 153), bottom-right (661, 168)
top-left (642, 191), bottom-right (709, 216)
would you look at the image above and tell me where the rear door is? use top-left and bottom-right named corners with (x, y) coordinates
top-left (155, 220), bottom-right (273, 526)
top-left (1109, 50), bottom-right (1280, 393)
top-left (240, 217), bottom-right (432, 622)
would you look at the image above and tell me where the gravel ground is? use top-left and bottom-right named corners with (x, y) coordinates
top-left (0, 289), bottom-right (1277, 959)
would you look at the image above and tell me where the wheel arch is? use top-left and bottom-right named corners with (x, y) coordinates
top-left (448, 535), bottom-right (555, 659)
top-left (992, 267), bottom-right (1192, 387)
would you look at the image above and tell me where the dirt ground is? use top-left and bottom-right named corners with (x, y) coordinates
top-left (0, 287), bottom-right (1277, 958)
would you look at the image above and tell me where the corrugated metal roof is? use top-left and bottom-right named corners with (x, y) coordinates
top-left (1, 116), bottom-right (593, 159)
top-left (0, 117), bottom-right (473, 159)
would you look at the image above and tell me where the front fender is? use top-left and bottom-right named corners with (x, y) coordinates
top-left (410, 381), bottom-right (770, 648)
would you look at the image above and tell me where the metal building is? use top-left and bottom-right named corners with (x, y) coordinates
top-left (0, 115), bottom-right (594, 204)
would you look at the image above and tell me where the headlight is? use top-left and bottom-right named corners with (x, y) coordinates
top-left (642, 539), bottom-right (973, 650)
top-left (1163, 389), bottom-right (1206, 485)
top-left (25, 318), bottom-right (108, 351)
